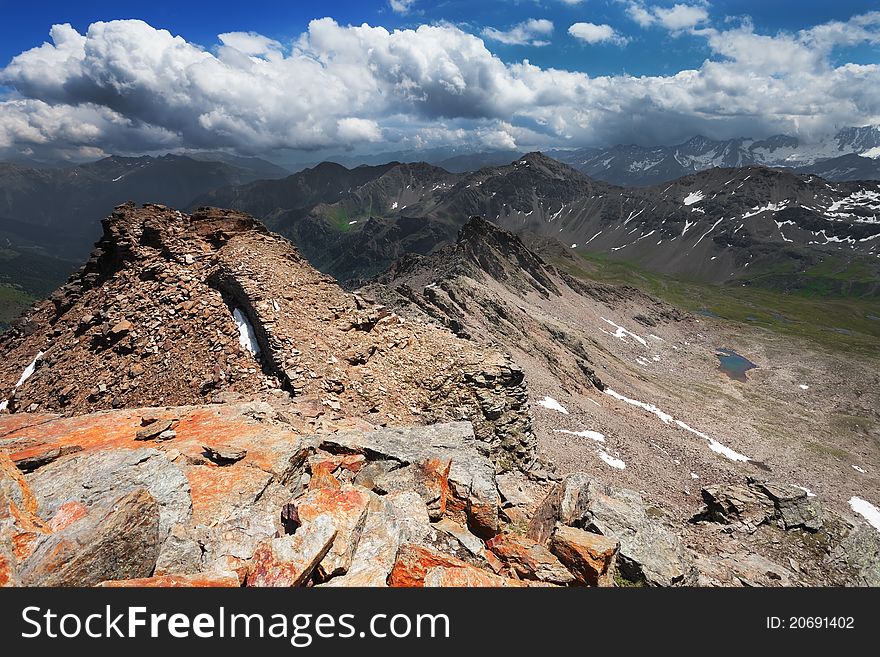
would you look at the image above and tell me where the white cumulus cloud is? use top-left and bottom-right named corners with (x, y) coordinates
top-left (625, 2), bottom-right (710, 32)
top-left (482, 19), bottom-right (554, 47)
top-left (0, 14), bottom-right (879, 161)
top-left (568, 22), bottom-right (629, 45)
top-left (389, 0), bottom-right (417, 14)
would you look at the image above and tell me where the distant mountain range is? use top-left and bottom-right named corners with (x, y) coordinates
top-left (2, 138), bottom-right (879, 304)
top-left (0, 153), bottom-right (288, 298)
top-left (196, 152), bottom-right (880, 296)
top-left (283, 126), bottom-right (880, 185)
top-left (547, 126), bottom-right (880, 186)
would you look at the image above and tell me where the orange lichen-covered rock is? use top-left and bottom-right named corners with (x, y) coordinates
top-left (422, 565), bottom-right (524, 588)
top-left (1, 451), bottom-right (52, 563)
top-left (388, 543), bottom-right (479, 587)
top-left (308, 459), bottom-right (342, 490)
top-left (19, 488), bottom-right (161, 587)
top-left (48, 501), bottom-right (89, 533)
top-left (293, 485), bottom-right (372, 578)
top-left (487, 533), bottom-right (574, 584)
top-left (374, 458), bottom-right (451, 520)
top-left (247, 516), bottom-right (337, 587)
top-left (98, 572), bottom-right (241, 587)
top-left (550, 526), bottom-right (619, 587)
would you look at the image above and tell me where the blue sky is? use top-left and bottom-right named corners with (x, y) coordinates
top-left (0, 1), bottom-right (878, 161)
top-left (3, 0), bottom-right (877, 75)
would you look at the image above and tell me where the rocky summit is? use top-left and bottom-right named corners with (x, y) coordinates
top-left (0, 203), bottom-right (534, 469)
top-left (0, 204), bottom-right (878, 588)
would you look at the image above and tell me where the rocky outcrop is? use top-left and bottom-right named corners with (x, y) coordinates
top-left (485, 533), bottom-right (574, 584)
top-left (550, 526), bottom-right (619, 587)
top-left (2, 400), bottom-right (877, 587)
top-left (0, 400), bottom-right (619, 588)
top-left (320, 423), bottom-right (501, 537)
top-left (0, 204), bottom-right (536, 471)
top-left (247, 516), bottom-right (338, 587)
top-left (694, 478), bottom-right (823, 533)
top-left (528, 473), bottom-right (694, 586)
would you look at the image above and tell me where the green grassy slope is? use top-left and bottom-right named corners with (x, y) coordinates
top-left (557, 251), bottom-right (880, 355)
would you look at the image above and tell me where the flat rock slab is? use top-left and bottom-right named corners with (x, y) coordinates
top-left (1, 402), bottom-right (312, 482)
top-left (26, 448), bottom-right (191, 539)
top-left (20, 488), bottom-right (160, 587)
top-left (321, 423), bottom-right (500, 536)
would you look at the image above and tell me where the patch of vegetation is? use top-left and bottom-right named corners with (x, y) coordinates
top-left (319, 204), bottom-right (354, 232)
top-left (0, 248), bottom-right (77, 298)
top-left (556, 251), bottom-right (880, 356)
top-left (742, 254), bottom-right (880, 298)
top-left (805, 440), bottom-right (851, 462)
top-left (613, 569), bottom-right (646, 588)
top-left (0, 284), bottom-right (36, 331)
top-left (830, 413), bottom-right (877, 436)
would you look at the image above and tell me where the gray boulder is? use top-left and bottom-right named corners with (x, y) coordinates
top-left (26, 448), bottom-right (191, 538)
top-left (320, 422), bottom-right (500, 536)
top-left (529, 473), bottom-right (693, 586)
top-left (20, 488), bottom-right (160, 586)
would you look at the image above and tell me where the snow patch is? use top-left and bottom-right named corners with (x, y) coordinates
top-left (849, 497), bottom-right (880, 533)
top-left (684, 190), bottom-right (704, 206)
top-left (0, 351), bottom-right (45, 411)
top-left (584, 230), bottom-right (602, 245)
top-left (706, 437), bottom-right (750, 462)
top-left (605, 389), bottom-right (673, 423)
top-left (742, 201), bottom-right (789, 219)
top-left (604, 388), bottom-right (751, 462)
top-left (16, 351), bottom-right (44, 388)
top-left (553, 429), bottom-right (605, 442)
top-left (598, 450), bottom-right (626, 469)
top-left (233, 308), bottom-right (261, 356)
top-left (693, 217), bottom-right (724, 247)
top-left (538, 396), bottom-right (569, 415)
top-left (600, 318), bottom-right (647, 346)
top-left (794, 486), bottom-right (816, 498)
top-left (799, 384), bottom-right (809, 390)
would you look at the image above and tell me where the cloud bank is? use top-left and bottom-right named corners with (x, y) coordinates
top-left (1, 13), bottom-right (879, 160)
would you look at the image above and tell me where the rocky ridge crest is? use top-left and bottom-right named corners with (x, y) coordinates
top-left (0, 203), bottom-right (535, 470)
